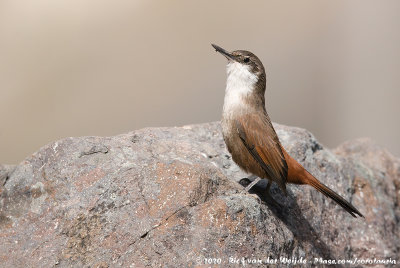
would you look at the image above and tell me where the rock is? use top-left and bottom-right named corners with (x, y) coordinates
top-left (0, 122), bottom-right (398, 267)
top-left (0, 164), bottom-right (15, 189)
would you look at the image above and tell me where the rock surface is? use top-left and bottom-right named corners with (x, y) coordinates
top-left (0, 122), bottom-right (399, 267)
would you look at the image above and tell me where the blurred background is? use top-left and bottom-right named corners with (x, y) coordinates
top-left (1, 0), bottom-right (399, 164)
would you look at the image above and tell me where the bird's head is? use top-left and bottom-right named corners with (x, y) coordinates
top-left (212, 44), bottom-right (265, 82)
top-left (212, 44), bottom-right (266, 97)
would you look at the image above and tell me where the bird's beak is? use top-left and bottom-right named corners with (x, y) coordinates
top-left (212, 44), bottom-right (235, 61)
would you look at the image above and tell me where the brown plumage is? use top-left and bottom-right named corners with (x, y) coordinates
top-left (212, 44), bottom-right (363, 218)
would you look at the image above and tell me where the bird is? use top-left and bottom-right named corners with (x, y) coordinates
top-left (212, 44), bottom-right (363, 218)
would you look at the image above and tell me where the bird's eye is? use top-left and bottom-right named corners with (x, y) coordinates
top-left (243, 57), bottom-right (250, 63)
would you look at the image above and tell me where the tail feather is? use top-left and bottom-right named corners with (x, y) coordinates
top-left (306, 173), bottom-right (364, 218)
top-left (282, 148), bottom-right (363, 218)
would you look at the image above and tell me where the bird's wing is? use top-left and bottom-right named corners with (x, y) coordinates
top-left (235, 114), bottom-right (288, 191)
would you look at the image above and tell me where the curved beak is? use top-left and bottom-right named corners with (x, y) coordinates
top-left (211, 44), bottom-right (235, 61)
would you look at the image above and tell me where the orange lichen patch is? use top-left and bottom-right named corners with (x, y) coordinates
top-left (74, 168), bottom-right (106, 192)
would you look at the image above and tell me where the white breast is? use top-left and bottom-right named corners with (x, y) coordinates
top-left (223, 62), bottom-right (258, 117)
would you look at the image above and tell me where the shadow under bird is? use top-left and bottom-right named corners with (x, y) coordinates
top-left (212, 44), bottom-right (363, 218)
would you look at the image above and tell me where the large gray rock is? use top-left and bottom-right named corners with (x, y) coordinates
top-left (0, 122), bottom-right (399, 267)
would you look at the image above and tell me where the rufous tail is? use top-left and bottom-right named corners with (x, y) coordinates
top-left (303, 169), bottom-right (363, 218)
top-left (283, 149), bottom-right (364, 218)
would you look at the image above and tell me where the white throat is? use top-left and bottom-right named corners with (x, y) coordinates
top-left (223, 62), bottom-right (258, 116)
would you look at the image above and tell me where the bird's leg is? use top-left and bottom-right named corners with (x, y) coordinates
top-left (243, 176), bottom-right (262, 192)
top-left (237, 176), bottom-right (262, 204)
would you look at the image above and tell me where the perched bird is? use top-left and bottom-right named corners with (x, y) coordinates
top-left (212, 44), bottom-right (363, 218)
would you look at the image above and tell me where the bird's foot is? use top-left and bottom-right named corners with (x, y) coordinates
top-left (238, 177), bottom-right (263, 204)
top-left (243, 177), bottom-right (262, 192)
top-left (238, 178), bottom-right (282, 207)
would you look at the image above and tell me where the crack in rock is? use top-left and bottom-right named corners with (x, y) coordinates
top-left (79, 145), bottom-right (109, 158)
